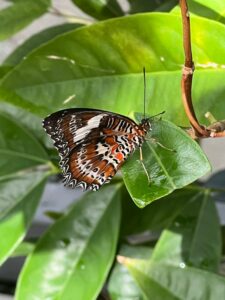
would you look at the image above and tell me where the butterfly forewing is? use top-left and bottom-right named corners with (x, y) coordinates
top-left (43, 108), bottom-right (147, 191)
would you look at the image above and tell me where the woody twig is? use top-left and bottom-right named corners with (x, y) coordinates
top-left (179, 0), bottom-right (225, 138)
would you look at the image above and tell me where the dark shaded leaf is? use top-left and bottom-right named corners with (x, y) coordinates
top-left (151, 190), bottom-right (221, 272)
top-left (71, 0), bottom-right (123, 20)
top-left (128, 0), bottom-right (177, 14)
top-left (121, 188), bottom-right (195, 236)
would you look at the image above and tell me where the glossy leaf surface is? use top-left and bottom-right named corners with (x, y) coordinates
top-left (4, 23), bottom-right (82, 66)
top-left (0, 0), bottom-right (50, 40)
top-left (16, 184), bottom-right (121, 300)
top-left (122, 120), bottom-right (210, 207)
top-left (151, 191), bottom-right (221, 271)
top-left (120, 258), bottom-right (225, 300)
top-left (1, 13), bottom-right (225, 131)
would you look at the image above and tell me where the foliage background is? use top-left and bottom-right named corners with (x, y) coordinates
top-left (0, 0), bottom-right (225, 299)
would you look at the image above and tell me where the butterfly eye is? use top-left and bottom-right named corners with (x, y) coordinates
top-left (118, 145), bottom-right (123, 151)
top-left (93, 168), bottom-right (98, 172)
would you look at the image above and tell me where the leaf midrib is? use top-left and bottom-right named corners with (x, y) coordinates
top-left (12, 68), bottom-right (225, 92)
top-left (148, 143), bottom-right (176, 190)
top-left (188, 192), bottom-right (208, 260)
top-left (132, 266), bottom-right (182, 300)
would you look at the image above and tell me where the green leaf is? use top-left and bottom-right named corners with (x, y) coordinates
top-left (11, 241), bottom-right (35, 257)
top-left (172, 0), bottom-right (225, 24)
top-left (16, 184), bottom-right (121, 300)
top-left (1, 13), bottom-right (225, 129)
top-left (108, 245), bottom-right (152, 300)
top-left (120, 258), bottom-right (225, 300)
top-left (205, 170), bottom-right (225, 203)
top-left (120, 189), bottom-right (196, 236)
top-left (0, 101), bottom-right (50, 146)
top-left (4, 23), bottom-right (82, 67)
top-left (128, 0), bottom-right (177, 14)
top-left (0, 0), bottom-right (51, 40)
top-left (122, 120), bottom-right (210, 207)
top-left (71, 0), bottom-right (123, 20)
top-left (0, 112), bottom-right (49, 179)
top-left (0, 111), bottom-right (50, 264)
top-left (0, 66), bottom-right (13, 80)
top-left (151, 190), bottom-right (221, 272)
top-left (0, 171), bottom-right (47, 265)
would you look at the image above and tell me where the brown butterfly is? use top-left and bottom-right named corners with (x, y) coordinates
top-left (43, 108), bottom-right (151, 191)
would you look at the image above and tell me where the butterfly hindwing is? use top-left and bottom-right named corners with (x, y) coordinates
top-left (64, 134), bottom-right (137, 191)
top-left (43, 108), bottom-right (146, 191)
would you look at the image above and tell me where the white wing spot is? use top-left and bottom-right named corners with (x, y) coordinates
top-left (73, 114), bottom-right (106, 143)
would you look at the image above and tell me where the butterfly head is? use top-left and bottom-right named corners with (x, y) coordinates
top-left (140, 118), bottom-right (152, 133)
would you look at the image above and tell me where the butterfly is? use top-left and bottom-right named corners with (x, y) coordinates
top-left (42, 108), bottom-right (152, 191)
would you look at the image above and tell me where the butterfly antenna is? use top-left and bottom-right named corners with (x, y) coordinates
top-left (143, 67), bottom-right (146, 119)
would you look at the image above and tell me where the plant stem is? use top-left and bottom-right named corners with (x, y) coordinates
top-left (179, 0), bottom-right (225, 138)
top-left (179, 0), bottom-right (209, 137)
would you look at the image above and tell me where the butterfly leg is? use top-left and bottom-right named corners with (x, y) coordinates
top-left (146, 138), bottom-right (176, 153)
top-left (139, 147), bottom-right (151, 184)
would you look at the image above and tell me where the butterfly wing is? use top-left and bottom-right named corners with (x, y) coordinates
top-left (43, 108), bottom-right (144, 191)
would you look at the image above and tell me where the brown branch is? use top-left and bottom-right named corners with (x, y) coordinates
top-left (179, 0), bottom-right (209, 137)
top-left (179, 0), bottom-right (225, 138)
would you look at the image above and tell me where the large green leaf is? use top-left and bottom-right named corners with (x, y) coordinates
top-left (0, 171), bottom-right (47, 265)
top-left (108, 245), bottom-right (151, 300)
top-left (119, 258), bottom-right (225, 300)
top-left (151, 191), bottom-right (221, 272)
top-left (0, 111), bottom-right (50, 265)
top-left (3, 23), bottom-right (82, 67)
top-left (172, 0), bottom-right (225, 24)
top-left (1, 13), bottom-right (225, 129)
top-left (16, 184), bottom-right (121, 300)
top-left (0, 112), bottom-right (49, 179)
top-left (122, 119), bottom-right (210, 207)
top-left (0, 0), bottom-right (51, 40)
top-left (71, 0), bottom-right (123, 20)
